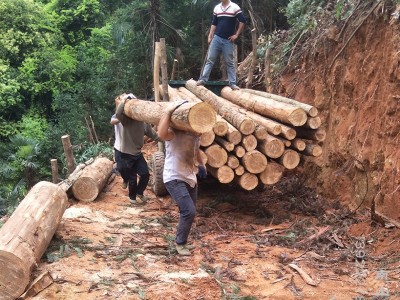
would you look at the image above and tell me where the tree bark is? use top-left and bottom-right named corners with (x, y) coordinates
top-left (115, 96), bottom-right (216, 134)
top-left (257, 135), bottom-right (285, 159)
top-left (241, 150), bottom-right (268, 174)
top-left (264, 47), bottom-right (272, 92)
top-left (186, 79), bottom-right (255, 134)
top-left (242, 89), bottom-right (319, 117)
top-left (200, 130), bottom-right (215, 147)
top-left (207, 165), bottom-right (234, 184)
top-left (259, 161), bottom-right (284, 185)
top-left (241, 135), bottom-right (257, 151)
top-left (0, 182), bottom-right (68, 299)
top-left (245, 28), bottom-right (257, 89)
top-left (170, 59), bottom-right (178, 80)
top-left (221, 88), bottom-right (307, 126)
top-left (204, 144), bottom-right (228, 168)
top-left (235, 172), bottom-right (259, 191)
top-left (71, 157), bottom-right (114, 202)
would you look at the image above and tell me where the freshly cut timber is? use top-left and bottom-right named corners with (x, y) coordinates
top-left (235, 172), bottom-right (259, 191)
top-left (204, 144), bottom-right (228, 168)
top-left (296, 128), bottom-right (326, 142)
top-left (71, 157), bottom-right (113, 202)
top-left (302, 143), bottom-right (323, 157)
top-left (200, 130), bottom-right (215, 147)
top-left (227, 155), bottom-right (240, 169)
top-left (241, 135), bottom-right (257, 151)
top-left (199, 150), bottom-right (208, 165)
top-left (242, 88), bottom-right (319, 117)
top-left (241, 150), bottom-right (268, 174)
top-left (257, 135), bottom-right (285, 159)
top-left (0, 182), bottom-right (68, 299)
top-left (115, 94), bottom-right (216, 134)
top-left (279, 149), bottom-right (300, 170)
top-left (226, 123), bottom-right (242, 145)
top-left (221, 87), bottom-right (307, 126)
top-left (259, 161), bottom-right (284, 185)
top-left (290, 138), bottom-right (306, 151)
top-left (186, 79), bottom-right (255, 135)
top-left (233, 145), bottom-right (246, 158)
top-left (214, 136), bottom-right (234, 152)
top-left (207, 165), bottom-right (234, 184)
top-left (254, 125), bottom-right (268, 140)
top-left (213, 115), bottom-right (229, 136)
top-left (242, 110), bottom-right (282, 136)
top-left (304, 116), bottom-right (322, 129)
top-left (235, 165), bottom-right (245, 176)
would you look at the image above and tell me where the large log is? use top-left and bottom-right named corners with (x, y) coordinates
top-left (186, 79), bottom-right (255, 135)
top-left (259, 161), bottom-right (284, 185)
top-left (235, 172), bottom-right (259, 191)
top-left (242, 89), bottom-right (319, 117)
top-left (204, 144), bottom-right (228, 168)
top-left (71, 157), bottom-right (114, 202)
top-left (115, 95), bottom-right (216, 134)
top-left (257, 135), bottom-right (285, 159)
top-left (0, 182), bottom-right (68, 299)
top-left (241, 150), bottom-right (268, 174)
top-left (207, 165), bottom-right (234, 184)
top-left (221, 87), bottom-right (308, 126)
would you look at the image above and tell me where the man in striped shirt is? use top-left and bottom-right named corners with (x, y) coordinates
top-left (197, 0), bottom-right (246, 90)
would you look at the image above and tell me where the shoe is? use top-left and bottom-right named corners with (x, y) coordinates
top-left (122, 181), bottom-right (128, 189)
top-left (196, 80), bottom-right (205, 86)
top-left (230, 85), bottom-right (240, 91)
top-left (176, 244), bottom-right (191, 256)
top-left (129, 198), bottom-right (138, 205)
top-left (137, 194), bottom-right (149, 203)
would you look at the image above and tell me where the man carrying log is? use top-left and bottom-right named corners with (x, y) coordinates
top-left (110, 114), bottom-right (127, 189)
top-left (116, 93), bottom-right (159, 204)
top-left (157, 100), bottom-right (207, 256)
top-left (196, 0), bottom-right (246, 90)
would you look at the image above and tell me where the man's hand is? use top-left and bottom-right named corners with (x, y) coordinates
top-left (198, 165), bottom-right (207, 179)
top-left (228, 34), bottom-right (239, 42)
top-left (165, 100), bottom-right (188, 115)
top-left (122, 93), bottom-right (136, 102)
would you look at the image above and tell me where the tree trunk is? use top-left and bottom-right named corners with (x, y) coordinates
top-left (242, 89), bottom-right (319, 117)
top-left (115, 96), bottom-right (216, 134)
top-left (241, 150), bottom-right (268, 174)
top-left (241, 135), bottom-right (257, 151)
top-left (235, 172), bottom-right (259, 191)
top-left (204, 144), bottom-right (228, 168)
top-left (233, 145), bottom-right (246, 158)
top-left (207, 165), bottom-right (234, 184)
top-left (225, 122), bottom-right (242, 145)
top-left (200, 130), bottom-right (215, 147)
top-left (259, 161), bottom-right (284, 185)
top-left (278, 149), bottom-right (300, 170)
top-left (186, 79), bottom-right (255, 135)
top-left (214, 136), bottom-right (234, 152)
top-left (257, 135), bottom-right (285, 159)
top-left (221, 88), bottom-right (307, 126)
top-left (0, 182), bottom-right (68, 299)
top-left (71, 157), bottom-right (114, 202)
top-left (264, 47), bottom-right (272, 93)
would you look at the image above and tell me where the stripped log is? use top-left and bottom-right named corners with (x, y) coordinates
top-left (226, 123), bottom-right (242, 145)
top-left (235, 165), bottom-right (245, 176)
top-left (233, 145), bottom-right (246, 158)
top-left (0, 182), bottom-right (68, 299)
top-left (227, 155), bottom-right (240, 169)
top-left (71, 157), bottom-right (114, 202)
top-left (259, 161), bottom-right (284, 185)
top-left (290, 138), bottom-right (306, 151)
top-left (199, 150), bottom-right (208, 165)
top-left (235, 172), bottom-right (259, 191)
top-left (115, 95), bottom-right (216, 134)
top-left (213, 115), bottom-right (229, 136)
top-left (241, 150), bottom-right (268, 174)
top-left (204, 144), bottom-right (228, 168)
top-left (302, 143), bottom-right (323, 157)
top-left (296, 128), bottom-right (326, 142)
top-left (275, 136), bottom-right (291, 147)
top-left (200, 130), bottom-right (215, 147)
top-left (215, 136), bottom-right (234, 152)
top-left (242, 110), bottom-right (282, 136)
top-left (254, 124), bottom-right (268, 140)
top-left (241, 135), bottom-right (257, 151)
top-left (221, 87), bottom-right (307, 126)
top-left (186, 79), bottom-right (255, 134)
top-left (257, 135), bottom-right (285, 159)
top-left (279, 149), bottom-right (300, 170)
top-left (304, 116), bottom-right (322, 129)
top-left (242, 89), bottom-right (319, 117)
top-left (207, 165), bottom-right (234, 184)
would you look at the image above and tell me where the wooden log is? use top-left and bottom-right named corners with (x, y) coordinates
top-left (50, 159), bottom-right (59, 184)
top-left (257, 135), bottom-right (285, 159)
top-left (199, 150), bottom-right (208, 165)
top-left (178, 87), bottom-right (201, 102)
top-left (235, 165), bottom-right (245, 176)
top-left (186, 79), bottom-right (255, 134)
top-left (233, 145), bottom-right (246, 158)
top-left (226, 122), bottom-right (242, 145)
top-left (115, 96), bottom-right (216, 134)
top-left (241, 150), bottom-right (268, 174)
top-left (159, 38), bottom-right (169, 102)
top-left (162, 85), bottom-right (184, 102)
top-left (221, 87), bottom-right (308, 126)
top-left (58, 158), bottom-right (94, 192)
top-left (254, 124), bottom-right (268, 140)
top-left (61, 135), bottom-right (75, 174)
top-left (279, 149), bottom-right (300, 170)
top-left (0, 182), bottom-right (68, 299)
top-left (275, 136), bottom-right (291, 147)
top-left (302, 142), bottom-right (323, 157)
top-left (170, 58), bottom-right (178, 80)
top-left (215, 136), bottom-right (234, 152)
top-left (259, 161), bottom-right (284, 185)
top-left (213, 115), bottom-right (229, 136)
top-left (200, 130), bottom-right (215, 147)
top-left (207, 165), bottom-right (234, 184)
top-left (290, 138), bottom-right (306, 151)
top-left (304, 116), bottom-right (322, 129)
top-left (296, 128), bottom-right (326, 142)
top-left (71, 157), bottom-right (114, 202)
top-left (204, 144), bottom-right (228, 168)
top-left (241, 135), bottom-right (257, 151)
top-left (227, 155), bottom-right (240, 169)
top-left (153, 42), bottom-right (161, 102)
top-left (242, 89), bottom-right (319, 117)
top-left (242, 110), bottom-right (282, 136)
top-left (235, 172), bottom-right (259, 191)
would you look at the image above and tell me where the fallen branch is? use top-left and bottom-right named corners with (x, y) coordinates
top-left (288, 263), bottom-right (318, 286)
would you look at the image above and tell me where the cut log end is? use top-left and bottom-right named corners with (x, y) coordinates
top-left (308, 107), bottom-right (319, 117)
top-left (239, 119), bottom-right (255, 135)
top-left (288, 108), bottom-right (308, 126)
top-left (71, 177), bottom-right (100, 202)
top-left (187, 102), bottom-right (216, 134)
top-left (236, 173), bottom-right (259, 191)
top-left (280, 150), bottom-right (300, 170)
top-left (0, 250), bottom-right (30, 299)
top-left (208, 165), bottom-right (234, 184)
top-left (259, 162), bottom-right (284, 185)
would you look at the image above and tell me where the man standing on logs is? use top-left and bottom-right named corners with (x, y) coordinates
top-left (157, 100), bottom-right (207, 256)
top-left (196, 0), bottom-right (246, 90)
top-left (116, 93), bottom-right (159, 204)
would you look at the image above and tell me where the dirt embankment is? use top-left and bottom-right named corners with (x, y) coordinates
top-left (278, 2), bottom-right (400, 221)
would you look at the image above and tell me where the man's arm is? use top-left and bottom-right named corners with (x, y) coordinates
top-left (208, 25), bottom-right (216, 44)
top-left (110, 115), bottom-right (120, 125)
top-left (115, 93), bottom-right (135, 126)
top-left (144, 123), bottom-right (160, 142)
top-left (228, 22), bottom-right (245, 42)
top-left (157, 100), bottom-right (188, 141)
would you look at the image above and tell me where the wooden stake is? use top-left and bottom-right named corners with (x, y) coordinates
top-left (61, 135), bottom-right (75, 174)
top-left (171, 58), bottom-right (178, 80)
top-left (159, 38), bottom-right (169, 102)
top-left (154, 42), bottom-right (161, 102)
top-left (50, 159), bottom-right (59, 184)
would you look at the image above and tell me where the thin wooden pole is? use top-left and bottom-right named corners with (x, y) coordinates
top-left (171, 59), bottom-right (178, 80)
top-left (246, 28), bottom-right (257, 88)
top-left (61, 135), bottom-right (76, 174)
top-left (153, 41), bottom-right (161, 102)
top-left (85, 116), bottom-right (94, 144)
top-left (159, 38), bottom-right (169, 102)
top-left (264, 47), bottom-right (272, 93)
top-left (89, 115), bottom-right (99, 143)
top-left (50, 159), bottom-right (59, 183)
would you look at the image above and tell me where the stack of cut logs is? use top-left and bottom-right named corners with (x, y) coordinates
top-left (161, 79), bottom-right (324, 191)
